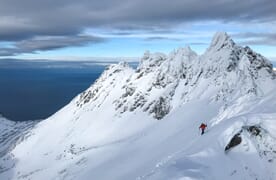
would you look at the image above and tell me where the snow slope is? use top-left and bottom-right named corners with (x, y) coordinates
top-left (0, 115), bottom-right (37, 174)
top-left (0, 32), bottom-right (276, 180)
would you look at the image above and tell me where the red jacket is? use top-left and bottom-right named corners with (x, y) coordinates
top-left (199, 123), bottom-right (207, 130)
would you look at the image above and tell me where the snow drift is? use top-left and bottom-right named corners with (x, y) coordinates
top-left (0, 32), bottom-right (276, 180)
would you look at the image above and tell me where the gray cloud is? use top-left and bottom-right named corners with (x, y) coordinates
top-left (234, 32), bottom-right (276, 46)
top-left (0, 35), bottom-right (105, 56)
top-left (144, 37), bottom-right (182, 41)
top-left (143, 36), bottom-right (208, 46)
top-left (0, 0), bottom-right (275, 56)
top-left (0, 0), bottom-right (275, 41)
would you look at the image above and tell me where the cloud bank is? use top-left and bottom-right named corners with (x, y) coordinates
top-left (0, 0), bottom-right (275, 56)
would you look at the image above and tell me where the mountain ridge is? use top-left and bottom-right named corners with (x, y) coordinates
top-left (76, 31), bottom-right (275, 120)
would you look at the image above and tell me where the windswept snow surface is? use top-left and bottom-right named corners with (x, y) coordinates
top-left (0, 32), bottom-right (276, 180)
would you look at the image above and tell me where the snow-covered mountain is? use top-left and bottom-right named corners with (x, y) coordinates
top-left (0, 32), bottom-right (276, 180)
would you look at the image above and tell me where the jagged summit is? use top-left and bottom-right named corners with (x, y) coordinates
top-left (174, 46), bottom-right (196, 56)
top-left (78, 32), bottom-right (275, 117)
top-left (202, 32), bottom-right (274, 81)
top-left (169, 46), bottom-right (198, 62)
top-left (207, 31), bottom-right (235, 52)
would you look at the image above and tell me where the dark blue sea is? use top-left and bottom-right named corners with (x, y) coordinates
top-left (0, 59), bottom-right (138, 121)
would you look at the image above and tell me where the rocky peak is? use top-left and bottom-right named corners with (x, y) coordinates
top-left (137, 51), bottom-right (167, 72)
top-left (169, 46), bottom-right (198, 63)
top-left (202, 32), bottom-right (274, 77)
top-left (175, 46), bottom-right (197, 57)
top-left (207, 32), bottom-right (235, 52)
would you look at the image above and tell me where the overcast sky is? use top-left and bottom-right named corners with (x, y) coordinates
top-left (0, 0), bottom-right (276, 61)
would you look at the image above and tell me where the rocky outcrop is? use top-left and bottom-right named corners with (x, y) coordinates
top-left (225, 132), bottom-right (242, 151)
top-left (224, 125), bottom-right (276, 161)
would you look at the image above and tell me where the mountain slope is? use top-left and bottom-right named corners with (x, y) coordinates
top-left (0, 115), bottom-right (37, 174)
top-left (0, 32), bottom-right (275, 180)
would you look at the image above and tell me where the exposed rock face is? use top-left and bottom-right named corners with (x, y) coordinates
top-left (149, 97), bottom-right (171, 120)
top-left (246, 125), bottom-right (261, 136)
top-left (225, 132), bottom-right (242, 151)
top-left (225, 125), bottom-right (262, 152)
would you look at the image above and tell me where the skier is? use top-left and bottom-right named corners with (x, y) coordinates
top-left (199, 123), bottom-right (207, 135)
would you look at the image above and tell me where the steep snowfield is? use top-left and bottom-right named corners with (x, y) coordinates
top-left (0, 32), bottom-right (276, 180)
